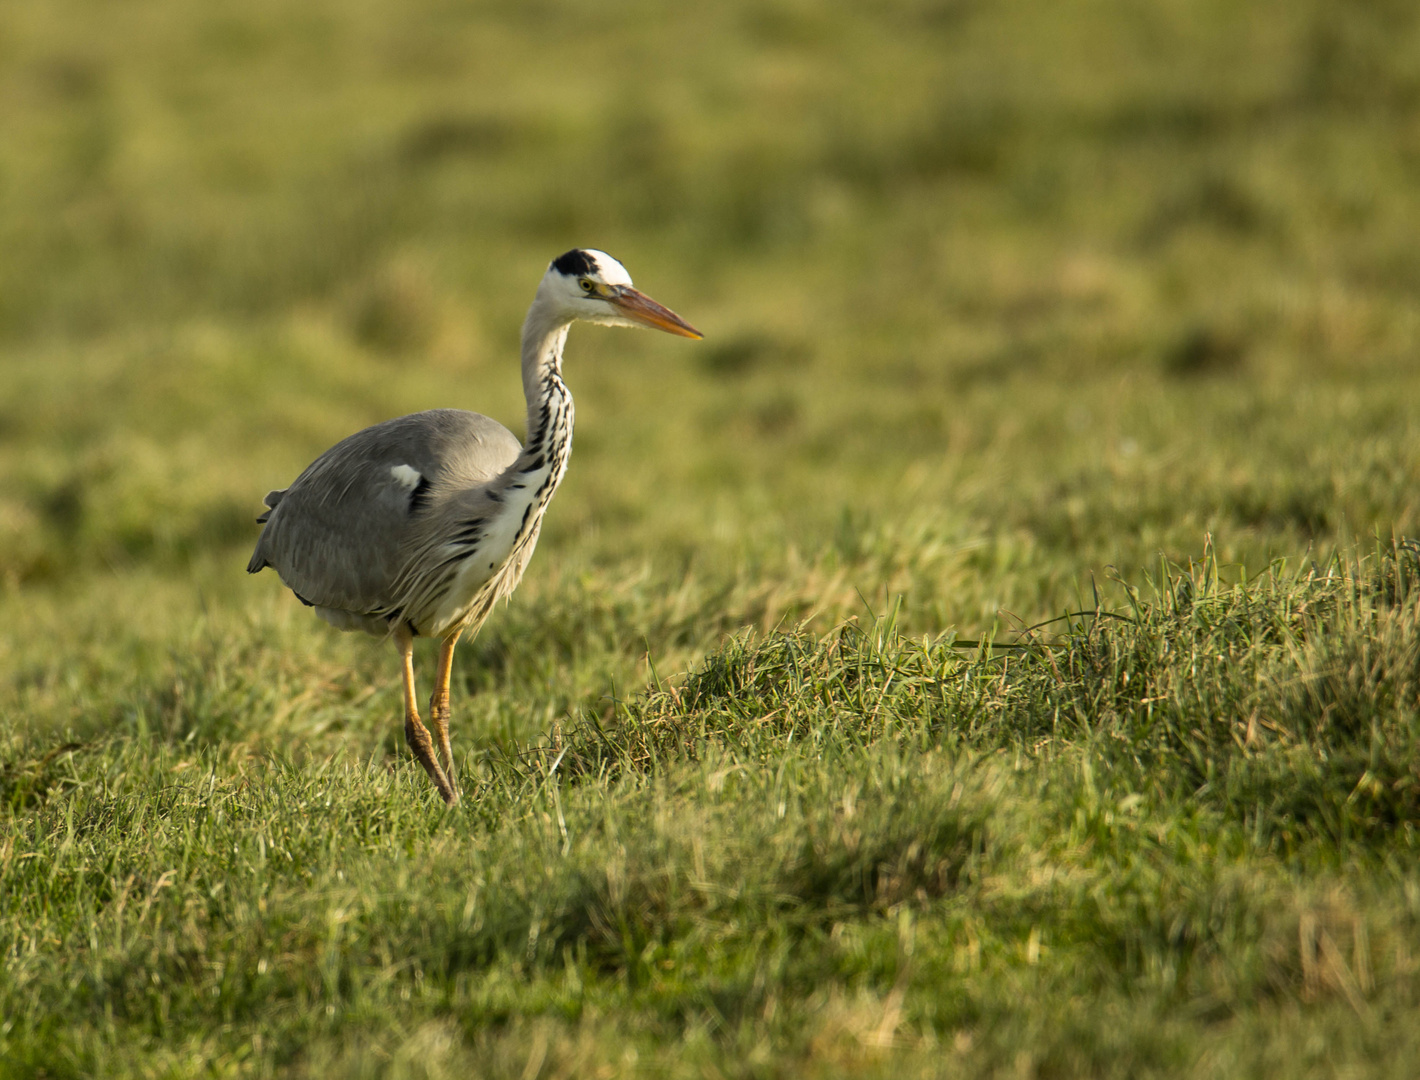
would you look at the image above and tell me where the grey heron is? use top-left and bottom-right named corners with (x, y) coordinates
top-left (248, 249), bottom-right (701, 804)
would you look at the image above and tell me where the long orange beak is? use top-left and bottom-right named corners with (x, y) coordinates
top-left (609, 286), bottom-right (703, 339)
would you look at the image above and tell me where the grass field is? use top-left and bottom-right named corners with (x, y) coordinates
top-left (3, 0), bottom-right (1420, 1075)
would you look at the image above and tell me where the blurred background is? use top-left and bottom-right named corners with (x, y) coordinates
top-left (1, 0), bottom-right (1418, 633)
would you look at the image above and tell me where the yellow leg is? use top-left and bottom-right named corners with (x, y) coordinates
top-left (396, 625), bottom-right (457, 806)
top-left (429, 628), bottom-right (463, 782)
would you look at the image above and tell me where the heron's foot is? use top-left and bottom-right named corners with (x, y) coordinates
top-left (404, 714), bottom-right (458, 806)
top-left (428, 693), bottom-right (456, 784)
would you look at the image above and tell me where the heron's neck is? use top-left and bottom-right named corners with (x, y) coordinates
top-left (517, 303), bottom-right (575, 461)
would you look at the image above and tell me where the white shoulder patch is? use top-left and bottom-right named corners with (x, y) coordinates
top-left (389, 464), bottom-right (422, 489)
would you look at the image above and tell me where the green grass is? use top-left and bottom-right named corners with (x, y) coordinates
top-left (3, 0), bottom-right (1420, 1075)
top-left (5, 550), bottom-right (1420, 1076)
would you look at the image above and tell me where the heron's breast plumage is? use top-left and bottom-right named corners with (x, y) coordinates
top-left (419, 380), bottom-right (574, 638)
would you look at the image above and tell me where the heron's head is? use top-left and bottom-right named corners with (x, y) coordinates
top-left (540, 249), bottom-right (702, 338)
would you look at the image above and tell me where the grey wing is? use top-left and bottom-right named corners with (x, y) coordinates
top-left (247, 409), bottom-right (521, 618)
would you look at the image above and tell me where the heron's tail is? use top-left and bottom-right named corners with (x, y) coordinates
top-left (247, 489), bottom-right (286, 573)
top-left (255, 488), bottom-right (285, 524)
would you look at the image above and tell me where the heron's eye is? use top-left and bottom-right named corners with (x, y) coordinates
top-left (579, 278), bottom-right (596, 293)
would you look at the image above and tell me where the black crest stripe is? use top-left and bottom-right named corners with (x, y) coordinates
top-left (550, 249), bottom-right (599, 277)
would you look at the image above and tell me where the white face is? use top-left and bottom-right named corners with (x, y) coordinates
top-left (541, 249), bottom-right (640, 327)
